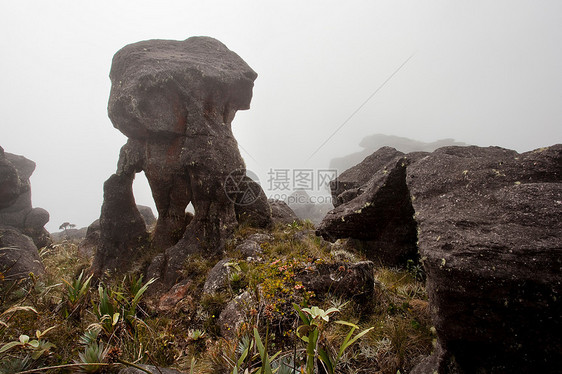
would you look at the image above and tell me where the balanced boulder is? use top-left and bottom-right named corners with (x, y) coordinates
top-left (93, 37), bottom-right (262, 288)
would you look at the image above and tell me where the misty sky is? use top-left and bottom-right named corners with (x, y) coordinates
top-left (1, 1), bottom-right (561, 232)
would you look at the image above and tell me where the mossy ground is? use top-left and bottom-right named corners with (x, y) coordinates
top-left (0, 222), bottom-right (433, 374)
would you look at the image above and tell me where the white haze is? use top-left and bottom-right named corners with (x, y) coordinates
top-left (0, 0), bottom-right (560, 232)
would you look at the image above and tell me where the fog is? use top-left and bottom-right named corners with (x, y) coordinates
top-left (1, 1), bottom-right (560, 232)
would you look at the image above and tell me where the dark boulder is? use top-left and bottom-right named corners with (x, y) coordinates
top-left (317, 149), bottom-right (425, 266)
top-left (0, 226), bottom-right (45, 280)
top-left (408, 145), bottom-right (562, 373)
top-left (94, 37), bottom-right (262, 291)
top-left (319, 143), bottom-right (562, 372)
top-left (329, 146), bottom-right (405, 207)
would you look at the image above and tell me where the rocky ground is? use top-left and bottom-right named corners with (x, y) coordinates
top-left (0, 221), bottom-right (432, 374)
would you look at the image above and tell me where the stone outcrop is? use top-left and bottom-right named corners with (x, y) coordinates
top-left (0, 226), bottom-right (45, 280)
top-left (318, 144), bottom-right (562, 373)
top-left (0, 147), bottom-right (51, 248)
top-left (408, 145), bottom-right (562, 373)
top-left (92, 37), bottom-right (262, 288)
top-left (317, 147), bottom-right (425, 265)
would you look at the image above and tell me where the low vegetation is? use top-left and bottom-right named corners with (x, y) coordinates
top-left (0, 222), bottom-right (433, 373)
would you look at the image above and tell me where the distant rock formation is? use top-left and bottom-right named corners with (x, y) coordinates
top-left (0, 146), bottom-right (49, 280)
top-left (268, 200), bottom-right (299, 225)
top-left (286, 190), bottom-right (333, 225)
top-left (91, 37), bottom-right (267, 290)
top-left (330, 133), bottom-right (466, 173)
top-left (0, 146), bottom-right (51, 248)
top-left (318, 144), bottom-right (562, 372)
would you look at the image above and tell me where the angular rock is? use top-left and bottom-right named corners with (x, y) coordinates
top-left (330, 146), bottom-right (405, 207)
top-left (95, 37), bottom-right (261, 290)
top-left (408, 145), bottom-right (562, 373)
top-left (329, 134), bottom-right (466, 174)
top-left (317, 149), bottom-right (424, 265)
top-left (269, 200), bottom-right (299, 225)
top-left (0, 226), bottom-right (45, 280)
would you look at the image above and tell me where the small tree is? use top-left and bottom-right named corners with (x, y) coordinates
top-left (59, 222), bottom-right (76, 233)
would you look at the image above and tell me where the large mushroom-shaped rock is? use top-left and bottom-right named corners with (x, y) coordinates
top-left (94, 37), bottom-right (259, 289)
top-left (408, 145), bottom-right (562, 373)
top-left (316, 148), bottom-right (425, 265)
